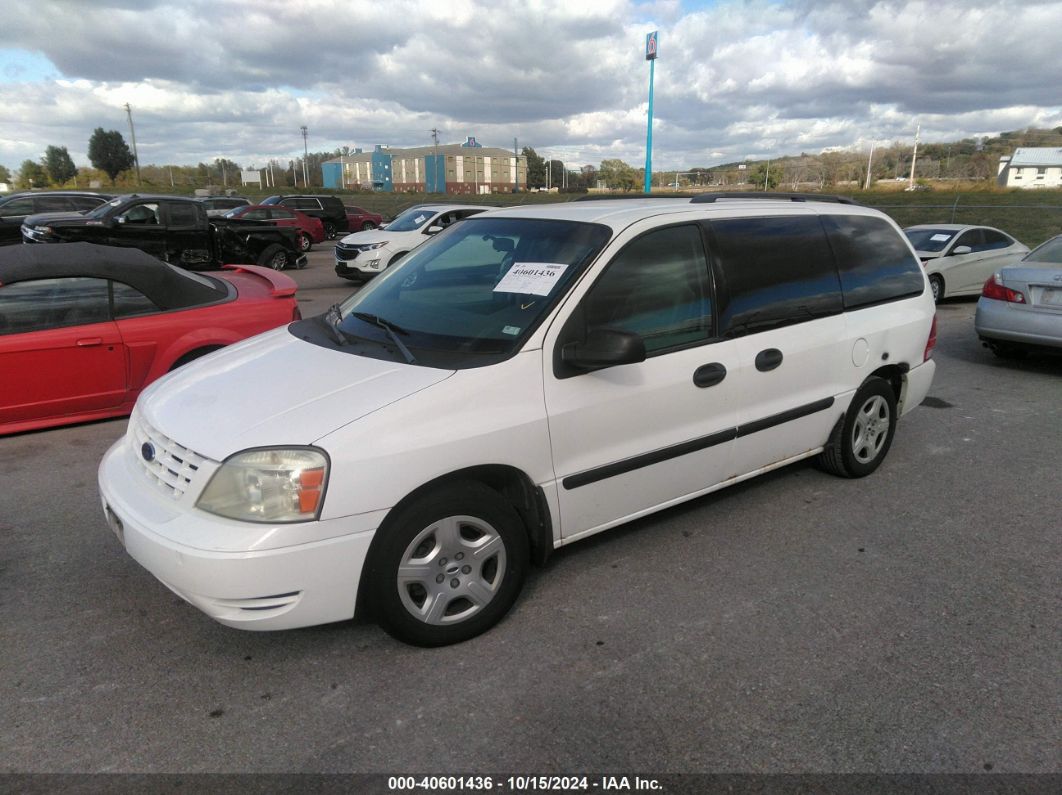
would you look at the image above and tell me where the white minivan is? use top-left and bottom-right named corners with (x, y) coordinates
top-left (99, 194), bottom-right (938, 646)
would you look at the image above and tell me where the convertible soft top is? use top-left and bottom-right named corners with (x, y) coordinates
top-left (0, 242), bottom-right (226, 309)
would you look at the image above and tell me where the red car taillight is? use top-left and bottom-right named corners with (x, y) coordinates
top-left (981, 273), bottom-right (1025, 304)
top-left (923, 314), bottom-right (937, 362)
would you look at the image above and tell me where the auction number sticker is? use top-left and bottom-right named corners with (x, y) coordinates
top-left (494, 262), bottom-right (569, 296)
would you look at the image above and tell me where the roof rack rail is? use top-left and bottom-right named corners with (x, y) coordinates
top-left (690, 192), bottom-right (859, 205)
top-left (573, 193), bottom-right (688, 202)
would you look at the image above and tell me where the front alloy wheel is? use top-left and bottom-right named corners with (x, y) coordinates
top-left (368, 482), bottom-right (528, 646)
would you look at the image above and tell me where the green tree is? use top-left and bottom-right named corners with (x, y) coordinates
top-left (0, 164), bottom-right (11, 183)
top-left (18, 159), bottom-right (48, 188)
top-left (44, 145), bottom-right (78, 186)
top-left (522, 146), bottom-right (546, 188)
top-left (87, 128), bottom-right (135, 185)
top-left (751, 162), bottom-right (779, 190)
top-left (598, 159), bottom-right (638, 191)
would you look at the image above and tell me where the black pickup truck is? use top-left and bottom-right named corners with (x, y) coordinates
top-left (20, 194), bottom-right (306, 271)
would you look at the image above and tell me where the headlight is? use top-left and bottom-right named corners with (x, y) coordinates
top-left (360, 241), bottom-right (388, 250)
top-left (197, 447), bottom-right (329, 523)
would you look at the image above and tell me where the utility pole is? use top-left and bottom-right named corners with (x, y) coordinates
top-left (300, 126), bottom-right (309, 187)
top-left (124, 103), bottom-right (141, 186)
top-left (513, 137), bottom-right (519, 192)
top-left (864, 144), bottom-right (875, 190)
top-left (908, 124), bottom-right (920, 189)
top-left (763, 159), bottom-right (770, 191)
top-left (430, 128), bottom-right (441, 194)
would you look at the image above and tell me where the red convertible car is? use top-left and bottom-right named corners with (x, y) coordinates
top-left (224, 204), bottom-right (325, 253)
top-left (0, 243), bottom-right (301, 435)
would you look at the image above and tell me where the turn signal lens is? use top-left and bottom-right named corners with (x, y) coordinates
top-left (982, 274), bottom-right (1025, 304)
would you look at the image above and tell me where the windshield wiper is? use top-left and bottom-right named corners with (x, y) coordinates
top-left (352, 312), bottom-right (417, 365)
top-left (324, 303), bottom-right (351, 345)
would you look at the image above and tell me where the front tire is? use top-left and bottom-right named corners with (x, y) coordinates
top-left (257, 245), bottom-right (289, 270)
top-left (367, 482), bottom-right (529, 646)
top-left (817, 377), bottom-right (897, 478)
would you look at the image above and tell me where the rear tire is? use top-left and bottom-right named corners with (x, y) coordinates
top-left (929, 274), bottom-right (944, 303)
top-left (297, 233), bottom-right (312, 253)
top-left (361, 221), bottom-right (376, 231)
top-left (367, 482), bottom-right (529, 647)
top-left (817, 377), bottom-right (897, 478)
top-left (324, 222), bottom-right (337, 240)
top-left (257, 245), bottom-right (289, 270)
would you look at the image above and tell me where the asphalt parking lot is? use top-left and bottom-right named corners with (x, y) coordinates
top-left (2, 242), bottom-right (1060, 777)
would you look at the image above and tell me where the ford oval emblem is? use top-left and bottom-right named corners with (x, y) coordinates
top-left (141, 442), bottom-right (156, 462)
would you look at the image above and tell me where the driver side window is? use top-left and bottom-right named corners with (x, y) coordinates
top-left (582, 225), bottom-right (713, 354)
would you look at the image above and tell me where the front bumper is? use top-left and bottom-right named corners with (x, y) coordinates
top-left (98, 435), bottom-right (380, 631)
top-left (975, 297), bottom-right (1062, 349)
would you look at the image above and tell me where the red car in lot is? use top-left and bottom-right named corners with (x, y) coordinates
top-left (345, 205), bottom-right (384, 232)
top-left (224, 204), bottom-right (326, 253)
top-left (0, 242), bottom-right (301, 435)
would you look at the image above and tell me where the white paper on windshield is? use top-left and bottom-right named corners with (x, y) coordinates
top-left (930, 233), bottom-right (951, 242)
top-left (493, 262), bottom-right (570, 296)
top-left (414, 214), bottom-right (427, 225)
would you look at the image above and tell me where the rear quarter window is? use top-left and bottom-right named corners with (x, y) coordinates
top-left (822, 215), bottom-right (925, 309)
top-left (709, 215), bottom-right (842, 337)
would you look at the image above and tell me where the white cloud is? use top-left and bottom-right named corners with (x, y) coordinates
top-left (1, 0), bottom-right (1060, 172)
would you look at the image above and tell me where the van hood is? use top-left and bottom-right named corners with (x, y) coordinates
top-left (139, 326), bottom-right (455, 461)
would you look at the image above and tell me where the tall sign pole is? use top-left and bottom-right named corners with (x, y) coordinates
top-left (644, 31), bottom-right (658, 194)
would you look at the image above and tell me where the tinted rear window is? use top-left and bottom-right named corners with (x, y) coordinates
top-left (822, 215), bottom-right (925, 309)
top-left (709, 216), bottom-right (842, 337)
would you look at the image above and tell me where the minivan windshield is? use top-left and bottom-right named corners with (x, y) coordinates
top-left (322, 216), bottom-right (610, 368)
top-left (904, 228), bottom-right (957, 252)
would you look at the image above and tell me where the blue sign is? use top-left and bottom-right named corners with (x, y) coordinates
top-left (645, 30), bottom-right (658, 60)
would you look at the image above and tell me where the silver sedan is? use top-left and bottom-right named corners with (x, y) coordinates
top-left (975, 234), bottom-right (1062, 359)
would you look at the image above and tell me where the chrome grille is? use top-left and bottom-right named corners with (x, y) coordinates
top-left (129, 414), bottom-right (209, 500)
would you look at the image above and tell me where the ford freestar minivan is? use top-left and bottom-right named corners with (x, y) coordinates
top-left (99, 194), bottom-right (937, 646)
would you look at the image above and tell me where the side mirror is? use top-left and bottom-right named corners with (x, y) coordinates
top-left (425, 225), bottom-right (443, 235)
top-left (951, 245), bottom-right (972, 255)
top-left (562, 328), bottom-right (646, 371)
top-left (113, 216), bottom-right (125, 225)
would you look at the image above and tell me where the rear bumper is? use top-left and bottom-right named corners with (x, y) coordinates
top-left (900, 359), bottom-right (936, 416)
top-left (975, 298), bottom-right (1062, 348)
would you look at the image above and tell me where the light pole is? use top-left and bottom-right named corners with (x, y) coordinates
top-left (300, 126), bottom-right (309, 187)
top-left (124, 103), bottom-right (141, 186)
top-left (644, 31), bottom-right (658, 194)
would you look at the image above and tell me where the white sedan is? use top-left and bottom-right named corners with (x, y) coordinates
top-left (905, 224), bottom-right (1028, 302)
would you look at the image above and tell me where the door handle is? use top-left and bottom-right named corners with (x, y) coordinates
top-left (755, 348), bottom-right (783, 372)
top-left (693, 362), bottom-right (727, 388)
top-left (76, 337), bottom-right (103, 347)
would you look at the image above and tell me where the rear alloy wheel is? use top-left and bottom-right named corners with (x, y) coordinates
top-left (929, 274), bottom-right (944, 303)
top-left (368, 482), bottom-right (529, 646)
top-left (297, 232), bottom-right (312, 253)
top-left (324, 222), bottom-right (337, 240)
top-left (817, 377), bottom-right (897, 478)
top-left (361, 221), bottom-right (376, 231)
top-left (257, 245), bottom-right (289, 270)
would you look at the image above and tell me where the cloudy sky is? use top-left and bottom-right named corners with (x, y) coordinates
top-left (2, 0), bottom-right (1061, 174)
